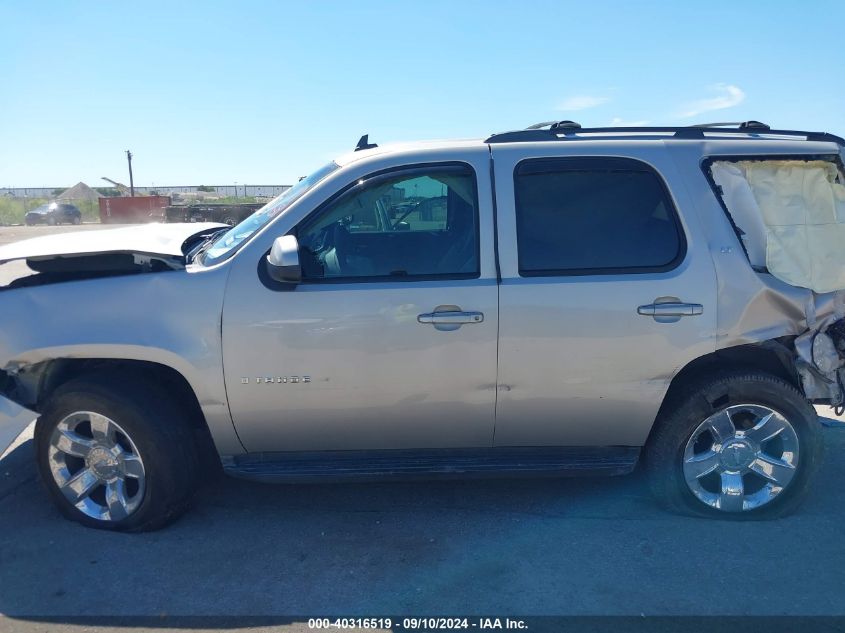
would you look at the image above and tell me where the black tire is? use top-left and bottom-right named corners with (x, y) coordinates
top-left (72, 216), bottom-right (81, 225)
top-left (645, 371), bottom-right (823, 520)
top-left (35, 372), bottom-right (201, 531)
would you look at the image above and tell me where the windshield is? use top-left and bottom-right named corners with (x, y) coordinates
top-left (200, 161), bottom-right (339, 266)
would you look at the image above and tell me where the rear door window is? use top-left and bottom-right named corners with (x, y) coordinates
top-left (514, 157), bottom-right (685, 276)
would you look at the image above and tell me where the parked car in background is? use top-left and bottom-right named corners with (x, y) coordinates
top-left (24, 202), bottom-right (82, 226)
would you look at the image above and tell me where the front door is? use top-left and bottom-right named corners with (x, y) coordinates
top-left (222, 159), bottom-right (499, 452)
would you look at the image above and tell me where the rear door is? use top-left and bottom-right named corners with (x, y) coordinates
top-left (491, 144), bottom-right (718, 446)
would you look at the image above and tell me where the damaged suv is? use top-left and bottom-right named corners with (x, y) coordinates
top-left (1, 121), bottom-right (844, 531)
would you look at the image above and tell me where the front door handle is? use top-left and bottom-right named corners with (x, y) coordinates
top-left (637, 302), bottom-right (703, 318)
top-left (418, 311), bottom-right (484, 325)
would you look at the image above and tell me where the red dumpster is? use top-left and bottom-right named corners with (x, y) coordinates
top-left (98, 196), bottom-right (171, 224)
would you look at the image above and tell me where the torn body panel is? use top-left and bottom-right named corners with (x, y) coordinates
top-left (0, 222), bottom-right (227, 290)
top-left (669, 143), bottom-right (845, 405)
top-left (794, 296), bottom-right (845, 404)
top-left (0, 222), bottom-right (226, 267)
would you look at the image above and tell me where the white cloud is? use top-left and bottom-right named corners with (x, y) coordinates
top-left (556, 95), bottom-right (610, 112)
top-left (679, 84), bottom-right (745, 118)
top-left (609, 117), bottom-right (651, 127)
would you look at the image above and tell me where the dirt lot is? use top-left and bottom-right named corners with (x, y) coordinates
top-left (1, 223), bottom-right (845, 628)
top-left (0, 223), bottom-right (117, 247)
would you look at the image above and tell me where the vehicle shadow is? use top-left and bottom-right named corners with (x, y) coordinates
top-left (1, 428), bottom-right (844, 623)
top-left (0, 438), bottom-right (658, 621)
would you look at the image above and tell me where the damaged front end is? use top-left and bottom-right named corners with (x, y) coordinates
top-left (0, 222), bottom-right (230, 453)
top-left (0, 222), bottom-right (227, 290)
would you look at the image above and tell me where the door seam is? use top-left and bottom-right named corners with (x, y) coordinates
top-left (488, 146), bottom-right (502, 447)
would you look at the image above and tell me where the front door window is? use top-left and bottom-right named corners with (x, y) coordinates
top-left (296, 165), bottom-right (479, 281)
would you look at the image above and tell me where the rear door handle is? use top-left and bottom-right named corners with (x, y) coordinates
top-left (637, 302), bottom-right (703, 317)
top-left (418, 311), bottom-right (484, 325)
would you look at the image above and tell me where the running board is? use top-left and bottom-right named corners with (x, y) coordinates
top-left (223, 446), bottom-right (640, 483)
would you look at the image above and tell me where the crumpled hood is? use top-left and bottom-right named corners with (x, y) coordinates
top-left (0, 222), bottom-right (226, 268)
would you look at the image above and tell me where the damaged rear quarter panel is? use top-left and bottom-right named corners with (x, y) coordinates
top-left (0, 264), bottom-right (245, 455)
top-left (670, 142), bottom-right (844, 392)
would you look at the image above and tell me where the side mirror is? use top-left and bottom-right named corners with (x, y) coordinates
top-left (266, 235), bottom-right (302, 283)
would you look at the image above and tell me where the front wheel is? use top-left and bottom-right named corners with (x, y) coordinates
top-left (35, 374), bottom-right (201, 531)
top-left (645, 371), bottom-right (823, 519)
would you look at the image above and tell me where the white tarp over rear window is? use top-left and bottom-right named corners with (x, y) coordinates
top-left (711, 159), bottom-right (845, 293)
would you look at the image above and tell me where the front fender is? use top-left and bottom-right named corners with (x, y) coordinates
top-left (4, 344), bottom-right (206, 399)
top-left (0, 266), bottom-right (245, 455)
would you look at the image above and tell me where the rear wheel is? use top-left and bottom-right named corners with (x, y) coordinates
top-left (645, 371), bottom-right (823, 519)
top-left (72, 216), bottom-right (81, 225)
top-left (35, 374), bottom-right (201, 531)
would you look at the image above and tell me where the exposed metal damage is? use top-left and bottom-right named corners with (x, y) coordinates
top-left (707, 156), bottom-right (845, 409)
top-left (795, 295), bottom-right (845, 408)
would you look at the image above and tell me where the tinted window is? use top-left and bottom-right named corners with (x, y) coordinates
top-left (297, 165), bottom-right (478, 281)
top-left (346, 175), bottom-right (449, 234)
top-left (515, 158), bottom-right (683, 275)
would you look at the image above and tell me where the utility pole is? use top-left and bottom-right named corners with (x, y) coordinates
top-left (126, 150), bottom-right (135, 197)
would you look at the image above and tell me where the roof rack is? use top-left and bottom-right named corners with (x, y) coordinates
top-left (525, 120), bottom-right (582, 130)
top-left (485, 121), bottom-right (844, 145)
top-left (689, 121), bottom-right (770, 129)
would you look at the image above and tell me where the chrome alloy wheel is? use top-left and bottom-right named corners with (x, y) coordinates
top-left (683, 404), bottom-right (799, 513)
top-left (47, 411), bottom-right (146, 521)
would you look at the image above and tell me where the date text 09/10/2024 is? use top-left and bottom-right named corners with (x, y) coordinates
top-left (307, 618), bottom-right (529, 630)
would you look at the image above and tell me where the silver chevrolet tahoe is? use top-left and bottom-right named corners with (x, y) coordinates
top-left (2, 121), bottom-right (845, 531)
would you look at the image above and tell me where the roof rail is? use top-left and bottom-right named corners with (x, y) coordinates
top-left (485, 121), bottom-right (844, 146)
top-left (525, 120), bottom-right (582, 130)
top-left (690, 121), bottom-right (770, 130)
top-left (525, 121), bottom-right (558, 129)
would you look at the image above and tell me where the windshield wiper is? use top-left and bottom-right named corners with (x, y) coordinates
top-left (190, 229), bottom-right (228, 264)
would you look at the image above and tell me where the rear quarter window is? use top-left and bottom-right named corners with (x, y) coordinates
top-left (514, 157), bottom-right (685, 276)
top-left (706, 156), bottom-right (845, 293)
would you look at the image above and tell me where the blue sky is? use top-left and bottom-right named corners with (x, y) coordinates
top-left (2, 0), bottom-right (844, 187)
